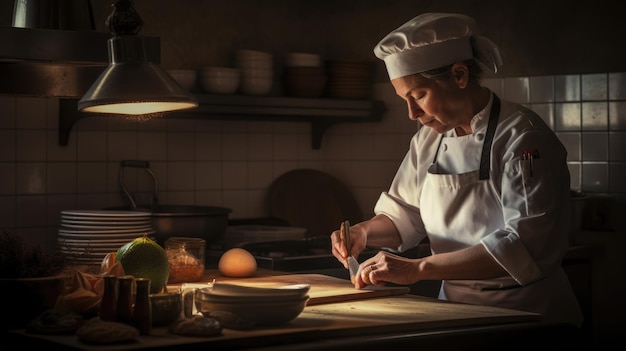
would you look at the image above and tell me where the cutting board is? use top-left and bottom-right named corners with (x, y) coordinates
top-left (268, 169), bottom-right (363, 238)
top-left (213, 273), bottom-right (410, 305)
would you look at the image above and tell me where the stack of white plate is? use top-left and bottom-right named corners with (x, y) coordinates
top-left (195, 282), bottom-right (311, 326)
top-left (57, 210), bottom-right (154, 264)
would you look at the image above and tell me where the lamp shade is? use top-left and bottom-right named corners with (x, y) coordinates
top-left (78, 35), bottom-right (197, 115)
top-left (78, 0), bottom-right (197, 116)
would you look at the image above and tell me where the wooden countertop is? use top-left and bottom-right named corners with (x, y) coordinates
top-left (7, 271), bottom-right (553, 350)
top-left (9, 294), bottom-right (543, 350)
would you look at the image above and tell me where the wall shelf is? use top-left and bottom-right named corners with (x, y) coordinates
top-left (59, 94), bottom-right (386, 149)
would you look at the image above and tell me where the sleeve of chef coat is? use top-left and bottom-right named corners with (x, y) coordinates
top-left (481, 106), bottom-right (572, 286)
top-left (374, 128), bottom-right (438, 253)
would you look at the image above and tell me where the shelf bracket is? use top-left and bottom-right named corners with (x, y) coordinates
top-left (310, 121), bottom-right (334, 149)
top-left (59, 98), bottom-right (87, 146)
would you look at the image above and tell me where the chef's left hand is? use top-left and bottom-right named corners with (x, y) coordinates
top-left (354, 251), bottom-right (420, 289)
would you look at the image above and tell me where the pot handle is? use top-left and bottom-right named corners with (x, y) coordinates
top-left (119, 160), bottom-right (159, 209)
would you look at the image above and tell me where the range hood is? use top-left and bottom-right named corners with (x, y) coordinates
top-left (0, 26), bottom-right (160, 98)
top-left (0, 0), bottom-right (160, 98)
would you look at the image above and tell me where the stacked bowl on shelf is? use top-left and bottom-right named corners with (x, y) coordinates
top-left (57, 210), bottom-right (155, 265)
top-left (199, 66), bottom-right (241, 94)
top-left (283, 52), bottom-right (327, 98)
top-left (325, 61), bottom-right (373, 99)
top-left (236, 49), bottom-right (274, 95)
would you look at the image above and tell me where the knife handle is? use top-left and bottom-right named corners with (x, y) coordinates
top-left (340, 220), bottom-right (351, 258)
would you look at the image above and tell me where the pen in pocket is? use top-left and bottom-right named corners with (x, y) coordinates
top-left (522, 150), bottom-right (539, 177)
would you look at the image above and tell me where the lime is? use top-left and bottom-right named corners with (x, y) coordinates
top-left (116, 236), bottom-right (170, 294)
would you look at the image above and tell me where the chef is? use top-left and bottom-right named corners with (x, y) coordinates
top-left (331, 12), bottom-right (583, 327)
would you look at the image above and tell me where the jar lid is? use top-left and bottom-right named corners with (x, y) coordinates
top-left (165, 237), bottom-right (206, 245)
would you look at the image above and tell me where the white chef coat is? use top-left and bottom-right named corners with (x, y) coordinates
top-left (374, 92), bottom-right (583, 327)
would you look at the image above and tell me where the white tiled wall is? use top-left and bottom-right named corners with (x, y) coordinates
top-left (0, 83), bottom-right (413, 250)
top-left (2, 72), bottom-right (625, 251)
top-left (483, 72), bottom-right (626, 194)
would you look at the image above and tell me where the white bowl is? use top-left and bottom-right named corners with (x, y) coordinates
top-left (195, 288), bottom-right (309, 326)
top-left (166, 69), bottom-right (197, 91)
top-left (240, 76), bottom-right (272, 95)
top-left (200, 67), bottom-right (240, 94)
top-left (236, 50), bottom-right (273, 70)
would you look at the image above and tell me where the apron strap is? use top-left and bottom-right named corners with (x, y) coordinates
top-left (430, 94), bottom-right (501, 179)
top-left (479, 95), bottom-right (501, 180)
top-left (432, 135), bottom-right (444, 164)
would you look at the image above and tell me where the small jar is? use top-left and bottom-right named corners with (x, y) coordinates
top-left (165, 237), bottom-right (206, 284)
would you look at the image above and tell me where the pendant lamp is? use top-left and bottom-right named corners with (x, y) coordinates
top-left (78, 0), bottom-right (197, 116)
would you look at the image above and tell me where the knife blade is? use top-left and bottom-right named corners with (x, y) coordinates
top-left (342, 220), bottom-right (360, 281)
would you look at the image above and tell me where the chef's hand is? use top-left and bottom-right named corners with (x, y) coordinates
top-left (330, 223), bottom-right (367, 269)
top-left (353, 251), bottom-right (420, 289)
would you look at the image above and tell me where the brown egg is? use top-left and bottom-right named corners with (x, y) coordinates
top-left (218, 248), bottom-right (257, 277)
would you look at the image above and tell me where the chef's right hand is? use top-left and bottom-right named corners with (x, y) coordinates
top-left (330, 222), bottom-right (366, 269)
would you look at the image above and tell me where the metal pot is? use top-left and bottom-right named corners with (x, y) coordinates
top-left (142, 204), bottom-right (230, 246)
top-left (109, 161), bottom-right (232, 246)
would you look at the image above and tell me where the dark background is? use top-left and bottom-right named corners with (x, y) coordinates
top-left (2, 0), bottom-right (623, 79)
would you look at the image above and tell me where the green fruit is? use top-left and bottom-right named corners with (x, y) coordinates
top-left (116, 236), bottom-right (169, 294)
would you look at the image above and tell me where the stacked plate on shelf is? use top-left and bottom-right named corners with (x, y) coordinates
top-left (57, 210), bottom-right (154, 264)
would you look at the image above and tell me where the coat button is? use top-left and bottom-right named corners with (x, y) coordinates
top-left (475, 133), bottom-right (484, 141)
top-left (442, 143), bottom-right (448, 151)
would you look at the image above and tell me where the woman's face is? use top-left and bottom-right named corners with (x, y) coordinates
top-left (391, 70), bottom-right (469, 134)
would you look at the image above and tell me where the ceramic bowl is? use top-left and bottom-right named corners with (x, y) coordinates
top-left (236, 50), bottom-right (274, 71)
top-left (150, 292), bottom-right (182, 326)
top-left (199, 67), bottom-right (240, 94)
top-left (194, 287), bottom-right (309, 326)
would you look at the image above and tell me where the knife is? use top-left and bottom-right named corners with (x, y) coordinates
top-left (341, 220), bottom-right (360, 282)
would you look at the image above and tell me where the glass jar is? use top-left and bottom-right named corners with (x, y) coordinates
top-left (165, 237), bottom-right (206, 284)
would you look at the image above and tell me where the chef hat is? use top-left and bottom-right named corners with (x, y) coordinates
top-left (374, 13), bottom-right (503, 80)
